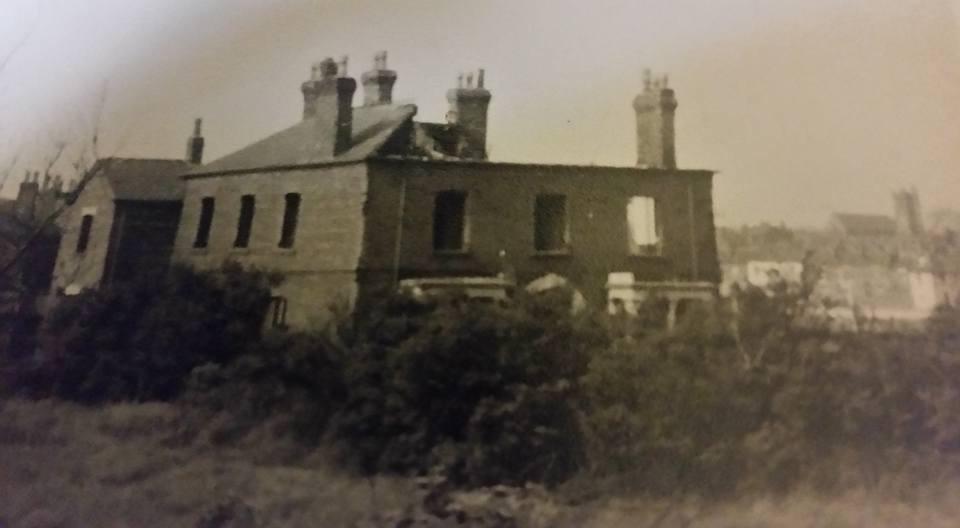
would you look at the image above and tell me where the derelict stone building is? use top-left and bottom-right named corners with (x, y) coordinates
top-left (171, 54), bottom-right (720, 329)
top-left (51, 121), bottom-right (204, 294)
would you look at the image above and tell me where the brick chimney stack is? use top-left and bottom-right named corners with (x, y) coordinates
top-left (361, 51), bottom-right (397, 106)
top-left (14, 171), bottom-right (39, 223)
top-left (186, 118), bottom-right (205, 164)
top-left (633, 69), bottom-right (678, 169)
top-left (893, 187), bottom-right (923, 237)
top-left (301, 56), bottom-right (357, 156)
top-left (446, 68), bottom-right (492, 160)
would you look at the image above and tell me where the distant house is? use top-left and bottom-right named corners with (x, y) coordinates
top-left (830, 188), bottom-right (924, 239)
top-left (50, 131), bottom-right (201, 295)
top-left (717, 188), bottom-right (959, 327)
top-left (829, 213), bottom-right (898, 238)
top-left (0, 173), bottom-right (63, 351)
top-left (172, 56), bottom-right (721, 329)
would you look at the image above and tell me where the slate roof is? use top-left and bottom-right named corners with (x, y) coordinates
top-left (93, 158), bottom-right (192, 202)
top-left (831, 213), bottom-right (898, 237)
top-left (192, 103), bottom-right (417, 177)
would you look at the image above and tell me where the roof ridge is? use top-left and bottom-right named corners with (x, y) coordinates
top-left (191, 103), bottom-right (418, 177)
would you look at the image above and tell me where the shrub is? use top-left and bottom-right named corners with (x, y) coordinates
top-left (581, 334), bottom-right (763, 495)
top-left (332, 292), bottom-right (606, 485)
top-left (581, 281), bottom-right (960, 496)
top-left (182, 330), bottom-right (347, 445)
top-left (30, 262), bottom-right (277, 402)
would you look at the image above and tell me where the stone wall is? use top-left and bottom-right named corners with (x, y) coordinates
top-left (172, 164), bottom-right (369, 328)
top-left (51, 176), bottom-right (116, 293)
top-left (173, 160), bottom-right (719, 326)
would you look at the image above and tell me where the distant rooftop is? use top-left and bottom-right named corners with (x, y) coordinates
top-left (830, 213), bottom-right (898, 237)
top-left (95, 158), bottom-right (193, 202)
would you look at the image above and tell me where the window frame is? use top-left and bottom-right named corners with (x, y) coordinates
top-left (193, 197), bottom-right (215, 249)
top-left (75, 214), bottom-right (94, 254)
top-left (626, 195), bottom-right (663, 257)
top-left (533, 193), bottom-right (570, 254)
top-left (278, 192), bottom-right (301, 249)
top-left (268, 296), bottom-right (288, 329)
top-left (432, 190), bottom-right (470, 253)
top-left (234, 194), bottom-right (256, 249)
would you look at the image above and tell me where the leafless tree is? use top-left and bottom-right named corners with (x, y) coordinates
top-left (0, 84), bottom-right (115, 289)
top-left (0, 35), bottom-right (25, 191)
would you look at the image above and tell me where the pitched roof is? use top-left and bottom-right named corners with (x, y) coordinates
top-left (831, 213), bottom-right (898, 237)
top-left (94, 158), bottom-right (192, 201)
top-left (192, 103), bottom-right (417, 177)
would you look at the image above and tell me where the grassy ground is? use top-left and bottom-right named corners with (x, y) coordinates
top-left (0, 399), bottom-right (416, 527)
top-left (3, 399), bottom-right (960, 527)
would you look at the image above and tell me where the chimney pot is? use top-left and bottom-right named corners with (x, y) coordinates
top-left (633, 70), bottom-right (677, 169)
top-left (15, 170), bottom-right (40, 223)
top-left (361, 50), bottom-right (397, 105)
top-left (186, 117), bottom-right (205, 164)
top-left (320, 57), bottom-right (337, 79)
top-left (300, 58), bottom-right (356, 152)
top-left (477, 69), bottom-right (485, 88)
top-left (446, 70), bottom-right (492, 160)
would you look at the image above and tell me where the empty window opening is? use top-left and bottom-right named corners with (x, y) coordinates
top-left (234, 195), bottom-right (255, 248)
top-left (534, 194), bottom-right (568, 251)
top-left (278, 193), bottom-right (301, 248)
top-left (627, 196), bottom-right (660, 256)
top-left (76, 214), bottom-right (94, 253)
top-left (433, 191), bottom-right (468, 251)
top-left (268, 296), bottom-right (288, 329)
top-left (193, 197), bottom-right (215, 248)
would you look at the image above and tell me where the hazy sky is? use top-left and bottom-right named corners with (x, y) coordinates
top-left (1, 0), bottom-right (959, 226)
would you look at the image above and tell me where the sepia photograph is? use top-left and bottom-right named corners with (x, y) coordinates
top-left (1, 0), bottom-right (960, 526)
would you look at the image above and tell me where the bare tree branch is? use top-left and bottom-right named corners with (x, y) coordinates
top-left (0, 85), bottom-right (115, 285)
top-left (0, 151), bottom-right (20, 192)
top-left (41, 142), bottom-right (65, 178)
top-left (0, 24), bottom-right (34, 189)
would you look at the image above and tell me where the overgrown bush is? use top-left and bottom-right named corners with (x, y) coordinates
top-left (332, 291), bottom-right (607, 486)
top-left (581, 281), bottom-right (960, 497)
top-left (182, 330), bottom-right (346, 445)
top-left (11, 253), bottom-right (960, 496)
top-left (582, 336), bottom-right (763, 495)
top-left (24, 262), bottom-right (278, 402)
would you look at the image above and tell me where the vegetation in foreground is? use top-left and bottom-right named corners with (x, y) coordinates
top-left (3, 263), bottom-right (960, 526)
top-left (4, 399), bottom-right (960, 527)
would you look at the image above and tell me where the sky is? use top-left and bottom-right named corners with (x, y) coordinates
top-left (1, 0), bottom-right (959, 227)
